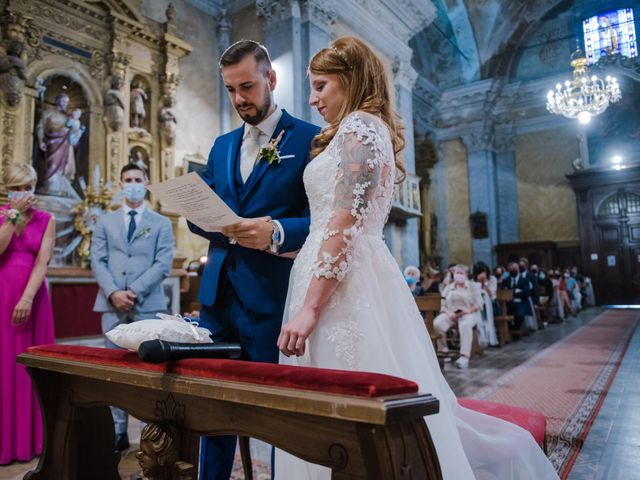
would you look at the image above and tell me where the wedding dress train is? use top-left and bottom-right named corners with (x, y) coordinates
top-left (275, 111), bottom-right (559, 479)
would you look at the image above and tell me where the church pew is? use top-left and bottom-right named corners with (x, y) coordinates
top-left (17, 345), bottom-right (444, 480)
top-left (494, 289), bottom-right (515, 346)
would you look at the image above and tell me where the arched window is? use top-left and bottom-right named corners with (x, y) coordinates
top-left (598, 194), bottom-right (620, 217)
top-left (625, 192), bottom-right (640, 214)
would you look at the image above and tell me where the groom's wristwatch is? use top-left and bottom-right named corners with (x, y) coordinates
top-left (269, 220), bottom-right (283, 253)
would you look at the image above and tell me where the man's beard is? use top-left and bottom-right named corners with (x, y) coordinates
top-left (236, 87), bottom-right (272, 125)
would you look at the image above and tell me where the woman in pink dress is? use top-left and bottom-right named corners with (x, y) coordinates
top-left (0, 164), bottom-right (55, 464)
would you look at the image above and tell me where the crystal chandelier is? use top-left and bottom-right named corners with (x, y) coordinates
top-left (546, 47), bottom-right (621, 124)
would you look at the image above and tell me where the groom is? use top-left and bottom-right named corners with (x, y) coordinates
top-left (188, 40), bottom-right (319, 479)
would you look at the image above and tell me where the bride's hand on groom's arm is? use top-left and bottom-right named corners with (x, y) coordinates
top-left (222, 216), bottom-right (272, 250)
top-left (278, 305), bottom-right (320, 357)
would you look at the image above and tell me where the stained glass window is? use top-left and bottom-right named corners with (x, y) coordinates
top-left (583, 8), bottom-right (637, 64)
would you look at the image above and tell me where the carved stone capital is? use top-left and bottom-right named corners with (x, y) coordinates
top-left (392, 57), bottom-right (418, 90)
top-left (256, 0), bottom-right (292, 24)
top-left (257, 0), bottom-right (336, 29)
top-left (493, 135), bottom-right (516, 153)
top-left (302, 0), bottom-right (337, 30)
top-left (462, 131), bottom-right (494, 153)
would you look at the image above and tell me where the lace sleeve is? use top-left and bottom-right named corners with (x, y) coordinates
top-left (313, 114), bottom-right (386, 282)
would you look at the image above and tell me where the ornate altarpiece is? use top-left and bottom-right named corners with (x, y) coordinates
top-left (0, 0), bottom-right (191, 266)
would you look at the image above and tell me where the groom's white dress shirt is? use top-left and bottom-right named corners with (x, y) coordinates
top-left (238, 107), bottom-right (285, 250)
top-left (240, 108), bottom-right (283, 182)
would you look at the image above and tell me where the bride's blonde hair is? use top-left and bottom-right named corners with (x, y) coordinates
top-left (309, 36), bottom-right (406, 182)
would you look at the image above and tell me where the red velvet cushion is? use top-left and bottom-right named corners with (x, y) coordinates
top-left (26, 345), bottom-right (418, 398)
top-left (459, 398), bottom-right (546, 445)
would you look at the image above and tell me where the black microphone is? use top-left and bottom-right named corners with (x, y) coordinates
top-left (138, 340), bottom-right (242, 363)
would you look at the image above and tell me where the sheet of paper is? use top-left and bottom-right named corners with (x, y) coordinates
top-left (147, 172), bottom-right (242, 232)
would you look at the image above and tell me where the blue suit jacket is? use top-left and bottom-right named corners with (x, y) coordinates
top-left (189, 110), bottom-right (320, 315)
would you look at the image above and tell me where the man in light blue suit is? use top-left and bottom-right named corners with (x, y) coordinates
top-left (91, 163), bottom-right (174, 451)
top-left (188, 40), bottom-right (320, 479)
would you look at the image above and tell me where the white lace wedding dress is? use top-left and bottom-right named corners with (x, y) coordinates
top-left (275, 112), bottom-right (559, 480)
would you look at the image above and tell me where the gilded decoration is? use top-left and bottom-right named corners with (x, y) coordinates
top-left (0, 0), bottom-right (192, 268)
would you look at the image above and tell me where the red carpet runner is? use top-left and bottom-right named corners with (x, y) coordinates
top-left (470, 309), bottom-right (639, 478)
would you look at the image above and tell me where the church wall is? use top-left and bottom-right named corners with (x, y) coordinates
top-left (443, 139), bottom-right (472, 265)
top-left (515, 128), bottom-right (580, 243)
top-left (229, 6), bottom-right (266, 131)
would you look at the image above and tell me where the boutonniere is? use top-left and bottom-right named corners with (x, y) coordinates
top-left (258, 130), bottom-right (286, 165)
top-left (134, 227), bottom-right (151, 241)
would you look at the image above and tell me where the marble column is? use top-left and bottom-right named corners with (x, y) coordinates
top-left (393, 58), bottom-right (420, 268)
top-left (257, 0), bottom-right (335, 122)
top-left (494, 134), bottom-right (519, 244)
top-left (462, 132), bottom-right (498, 266)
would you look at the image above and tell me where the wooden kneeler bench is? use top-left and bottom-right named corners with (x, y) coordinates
top-left (18, 345), bottom-right (444, 480)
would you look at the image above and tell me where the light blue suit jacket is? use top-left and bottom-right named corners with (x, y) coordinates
top-left (91, 206), bottom-right (174, 313)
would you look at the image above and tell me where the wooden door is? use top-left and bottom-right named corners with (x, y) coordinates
top-left (569, 166), bottom-right (640, 306)
top-left (590, 190), bottom-right (640, 304)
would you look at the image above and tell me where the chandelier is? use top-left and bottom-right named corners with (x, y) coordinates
top-left (546, 47), bottom-right (621, 124)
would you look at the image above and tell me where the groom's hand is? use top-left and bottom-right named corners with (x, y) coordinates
top-left (222, 216), bottom-right (273, 250)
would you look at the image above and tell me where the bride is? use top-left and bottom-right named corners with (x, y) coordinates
top-left (275, 37), bottom-right (559, 480)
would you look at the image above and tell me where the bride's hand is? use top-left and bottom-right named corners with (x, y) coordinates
top-left (278, 305), bottom-right (320, 357)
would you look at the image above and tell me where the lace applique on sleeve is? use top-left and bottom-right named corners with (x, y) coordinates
top-left (313, 113), bottom-right (387, 282)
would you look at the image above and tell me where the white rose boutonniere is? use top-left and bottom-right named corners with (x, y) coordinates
top-left (258, 130), bottom-right (286, 165)
top-left (134, 227), bottom-right (151, 241)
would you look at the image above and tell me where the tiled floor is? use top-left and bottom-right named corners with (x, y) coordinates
top-left (1, 306), bottom-right (637, 479)
top-left (567, 313), bottom-right (640, 480)
top-left (445, 308), bottom-right (603, 397)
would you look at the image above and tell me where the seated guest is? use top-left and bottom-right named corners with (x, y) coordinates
top-left (404, 265), bottom-right (425, 297)
top-left (473, 262), bottom-right (498, 347)
top-left (434, 264), bottom-right (483, 369)
top-left (420, 265), bottom-right (441, 293)
top-left (537, 268), bottom-right (554, 299)
top-left (558, 271), bottom-right (576, 318)
top-left (0, 164), bottom-right (55, 465)
top-left (500, 261), bottom-right (533, 331)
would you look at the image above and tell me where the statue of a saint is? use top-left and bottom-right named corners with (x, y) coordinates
top-left (104, 75), bottom-right (125, 131)
top-left (129, 150), bottom-right (149, 174)
top-left (158, 96), bottom-right (177, 146)
top-left (0, 40), bottom-right (27, 107)
top-left (130, 81), bottom-right (148, 129)
top-left (134, 422), bottom-right (193, 480)
top-left (36, 93), bottom-right (85, 194)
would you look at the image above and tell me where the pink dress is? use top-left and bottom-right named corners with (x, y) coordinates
top-left (0, 207), bottom-right (55, 464)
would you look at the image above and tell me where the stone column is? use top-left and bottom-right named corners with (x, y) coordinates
top-left (494, 133), bottom-right (519, 244)
top-left (393, 57), bottom-right (420, 268)
top-left (216, 10), bottom-right (231, 134)
top-left (462, 131), bottom-right (498, 266)
top-left (257, 0), bottom-right (335, 122)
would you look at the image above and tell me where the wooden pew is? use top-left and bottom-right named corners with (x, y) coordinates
top-left (494, 289), bottom-right (514, 346)
top-left (415, 294), bottom-right (442, 347)
top-left (18, 345), bottom-right (443, 480)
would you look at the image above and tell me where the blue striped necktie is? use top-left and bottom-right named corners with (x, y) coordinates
top-left (127, 210), bottom-right (137, 242)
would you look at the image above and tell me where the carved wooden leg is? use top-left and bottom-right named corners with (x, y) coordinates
top-left (355, 420), bottom-right (443, 480)
top-left (238, 436), bottom-right (254, 480)
top-left (24, 369), bottom-right (119, 480)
